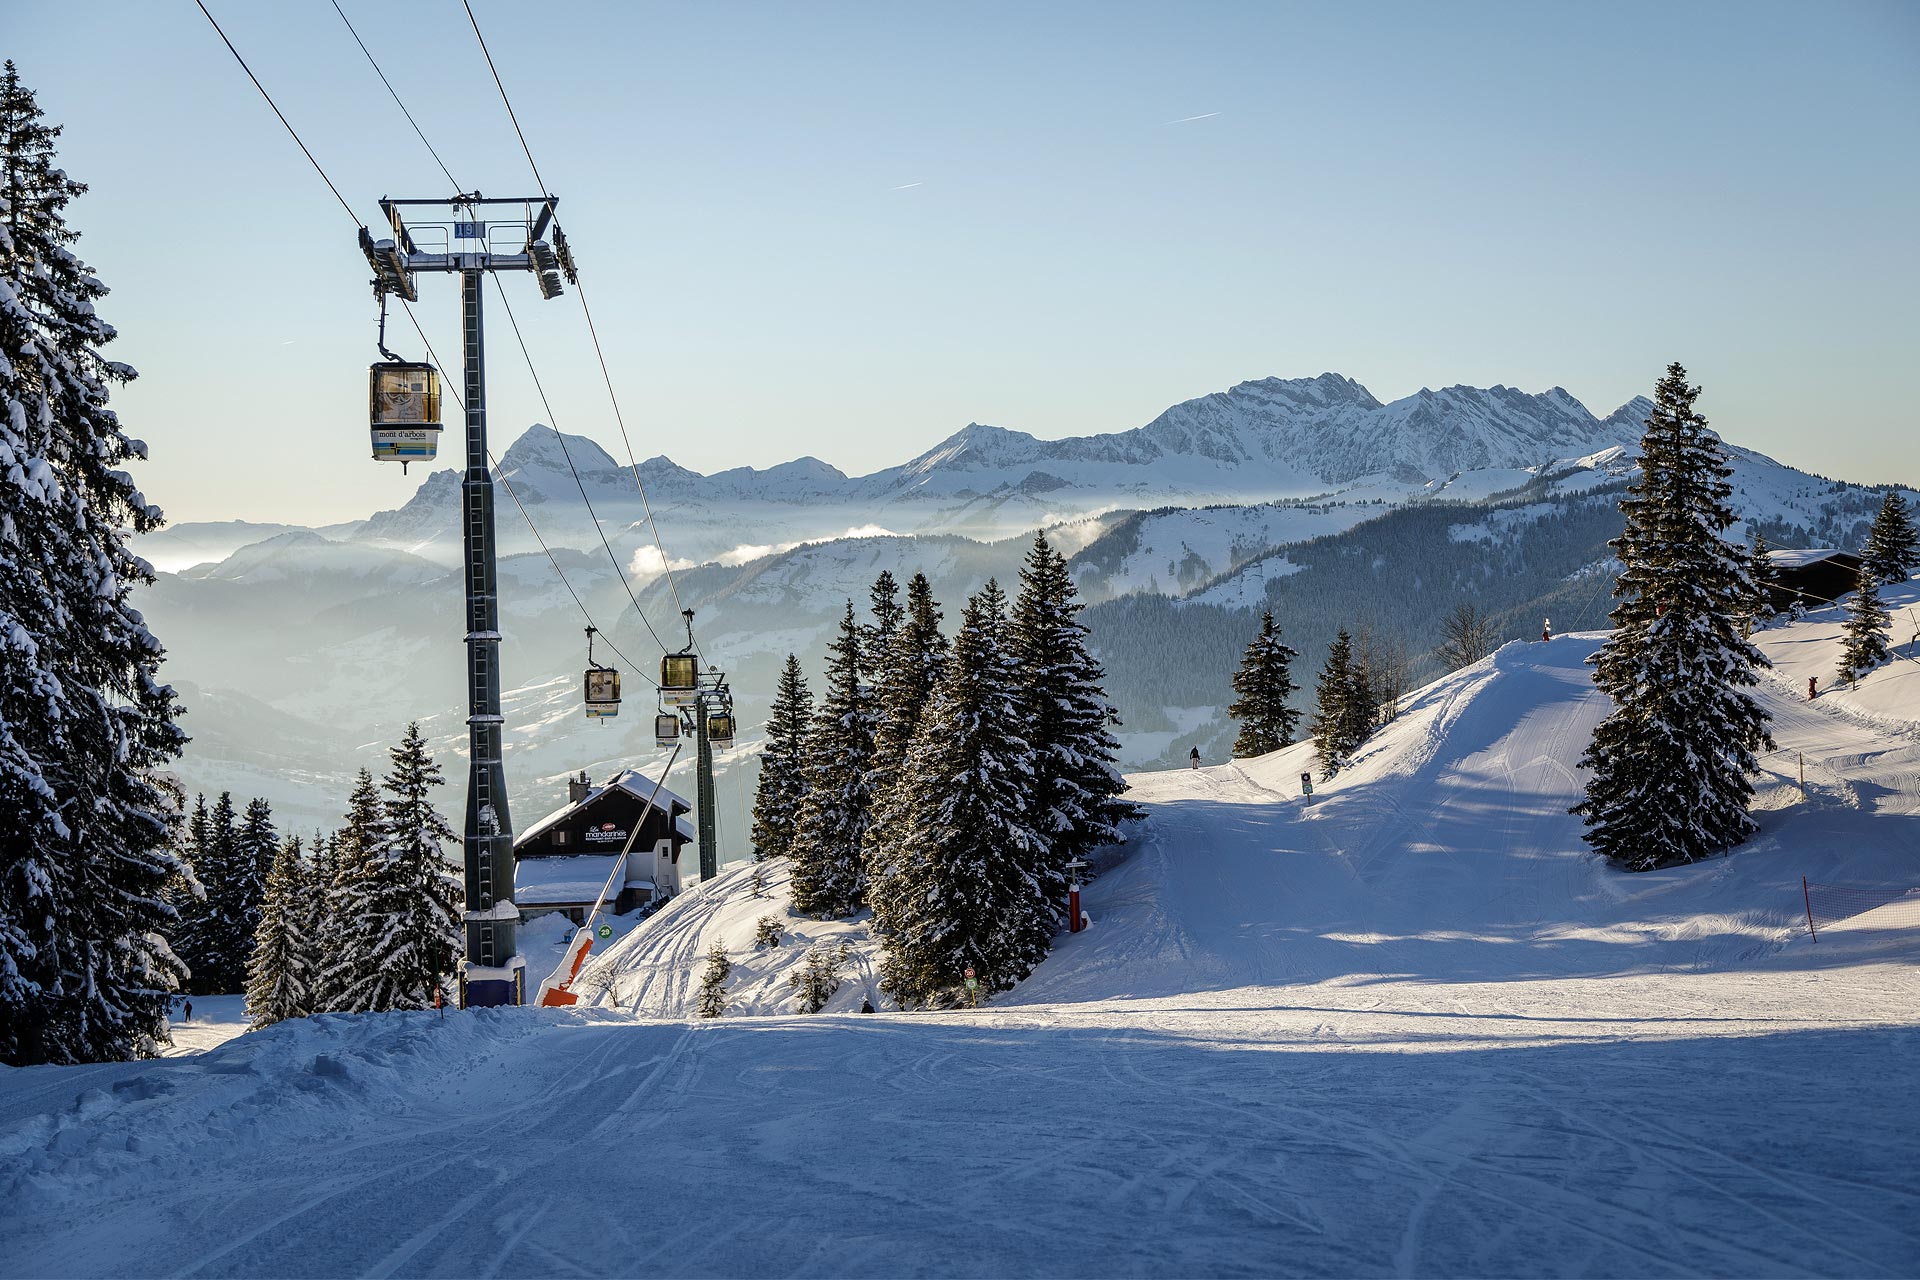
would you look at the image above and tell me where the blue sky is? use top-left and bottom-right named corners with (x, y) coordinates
top-left (10, 1), bottom-right (1918, 524)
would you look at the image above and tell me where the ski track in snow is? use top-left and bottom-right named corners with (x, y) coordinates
top-left (4, 619), bottom-right (1920, 1277)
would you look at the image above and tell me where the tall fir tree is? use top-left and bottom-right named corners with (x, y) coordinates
top-left (788, 603), bottom-right (877, 917)
top-left (194, 791), bottom-right (244, 994)
top-left (863, 572), bottom-right (950, 907)
top-left (1837, 560), bottom-right (1892, 686)
top-left (1229, 608), bottom-right (1301, 757)
top-left (301, 830), bottom-right (339, 1011)
top-left (877, 581), bottom-right (1047, 1007)
top-left (0, 63), bottom-right (188, 1065)
top-left (368, 722), bottom-right (462, 1007)
top-left (1572, 363), bottom-right (1773, 872)
top-left (863, 569), bottom-right (903, 657)
top-left (226, 797), bottom-right (277, 983)
top-left (750, 654), bottom-right (814, 862)
top-left (169, 794), bottom-right (215, 996)
top-left (1861, 491), bottom-right (1918, 587)
top-left (1310, 629), bottom-right (1361, 779)
top-left (1009, 531), bottom-right (1138, 916)
top-left (245, 835), bottom-right (311, 1030)
top-left (317, 770), bottom-right (389, 1011)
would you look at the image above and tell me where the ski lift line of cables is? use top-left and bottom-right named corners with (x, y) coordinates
top-left (460, 0), bottom-right (700, 664)
top-left (194, 0), bottom-right (363, 231)
top-left (486, 274), bottom-right (677, 658)
top-left (328, 3), bottom-right (682, 665)
top-left (397, 299), bottom-right (661, 691)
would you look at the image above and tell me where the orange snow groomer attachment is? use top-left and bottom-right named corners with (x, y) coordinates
top-left (536, 928), bottom-right (595, 1007)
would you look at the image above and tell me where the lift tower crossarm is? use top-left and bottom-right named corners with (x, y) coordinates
top-left (360, 191), bottom-right (565, 1009)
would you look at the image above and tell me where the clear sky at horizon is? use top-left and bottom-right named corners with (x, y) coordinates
top-left (9, 0), bottom-right (1918, 525)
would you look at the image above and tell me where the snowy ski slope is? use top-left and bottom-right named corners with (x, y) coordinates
top-left (2, 601), bottom-right (1917, 1277)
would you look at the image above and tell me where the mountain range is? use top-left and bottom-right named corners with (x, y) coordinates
top-left (133, 371), bottom-right (1913, 836)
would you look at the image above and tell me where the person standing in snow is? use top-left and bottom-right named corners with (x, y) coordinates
top-left (1189, 746), bottom-right (1201, 770)
top-left (182, 999), bottom-right (193, 1023)
top-left (1542, 618), bottom-right (1552, 642)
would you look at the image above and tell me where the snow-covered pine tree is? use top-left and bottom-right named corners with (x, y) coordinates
top-left (225, 796), bottom-right (277, 984)
top-left (877, 581), bottom-right (1047, 1007)
top-left (787, 944), bottom-right (843, 1013)
top-left (195, 792), bottom-right (244, 993)
top-left (1009, 531), bottom-right (1138, 917)
top-left (300, 831), bottom-right (338, 1010)
top-left (1310, 629), bottom-right (1359, 779)
top-left (0, 63), bottom-right (189, 1065)
top-left (374, 722), bottom-right (462, 1004)
top-left (1837, 559), bottom-right (1892, 686)
top-left (696, 941), bottom-right (730, 1018)
top-left (863, 569), bottom-right (903, 658)
top-left (751, 654), bottom-right (814, 862)
top-left (788, 603), bottom-right (876, 917)
top-left (245, 835), bottom-right (311, 1030)
top-left (863, 572), bottom-right (950, 918)
top-left (1572, 363), bottom-right (1774, 872)
top-left (1229, 607), bottom-right (1301, 757)
top-left (1745, 530), bottom-right (1779, 627)
top-left (316, 770), bottom-right (389, 1011)
top-left (1435, 601), bottom-right (1499, 671)
top-left (1861, 491), bottom-right (1917, 587)
top-left (169, 794), bottom-right (215, 995)
top-left (324, 726), bottom-right (460, 1012)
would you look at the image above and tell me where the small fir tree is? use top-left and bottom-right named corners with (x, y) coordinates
top-left (245, 835), bottom-right (312, 1030)
top-left (226, 797), bottom-right (278, 983)
top-left (0, 61), bottom-right (189, 1065)
top-left (1310, 629), bottom-right (1360, 779)
top-left (750, 654), bottom-right (814, 862)
top-left (1572, 363), bottom-right (1773, 871)
top-left (753, 915), bottom-right (784, 949)
top-left (1861, 491), bottom-right (1918, 586)
top-left (1229, 608), bottom-right (1301, 757)
top-left (1435, 601), bottom-right (1499, 671)
top-left (787, 944), bottom-right (844, 1013)
top-left (1837, 560), bottom-right (1892, 686)
top-left (695, 941), bottom-right (730, 1018)
top-left (788, 603), bottom-right (877, 917)
top-left (877, 582), bottom-right (1047, 1007)
top-left (1745, 530), bottom-right (1780, 626)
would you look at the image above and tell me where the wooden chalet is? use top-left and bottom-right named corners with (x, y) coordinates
top-left (512, 769), bottom-right (693, 924)
top-left (1767, 549), bottom-right (1865, 613)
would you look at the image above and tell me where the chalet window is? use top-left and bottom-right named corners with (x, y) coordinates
top-left (554, 830), bottom-right (571, 847)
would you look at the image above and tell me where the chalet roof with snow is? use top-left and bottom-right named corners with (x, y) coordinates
top-left (516, 768), bottom-right (693, 851)
top-left (1766, 548), bottom-right (1859, 570)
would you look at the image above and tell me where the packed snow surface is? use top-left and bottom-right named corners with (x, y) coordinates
top-left (4, 610), bottom-right (1917, 1277)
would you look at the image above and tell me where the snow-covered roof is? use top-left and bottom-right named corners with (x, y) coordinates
top-left (1767, 548), bottom-right (1857, 569)
top-left (517, 768), bottom-right (693, 847)
top-left (514, 855), bottom-right (626, 905)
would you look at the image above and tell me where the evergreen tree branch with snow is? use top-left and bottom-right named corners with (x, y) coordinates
top-left (1571, 363), bottom-right (1773, 872)
top-left (0, 63), bottom-right (188, 1065)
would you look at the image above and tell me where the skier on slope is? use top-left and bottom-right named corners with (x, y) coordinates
top-left (1189, 746), bottom-right (1201, 770)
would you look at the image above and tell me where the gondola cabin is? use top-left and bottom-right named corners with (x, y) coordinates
top-left (705, 712), bottom-right (736, 750)
top-left (584, 666), bottom-right (621, 719)
top-left (369, 361), bottom-right (442, 468)
top-left (654, 713), bottom-right (680, 748)
top-left (660, 652), bottom-right (700, 708)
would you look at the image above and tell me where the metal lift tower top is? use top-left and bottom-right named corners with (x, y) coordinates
top-left (361, 194), bottom-right (577, 1008)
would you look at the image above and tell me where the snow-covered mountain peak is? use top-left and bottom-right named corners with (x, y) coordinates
top-left (498, 424), bottom-right (621, 476)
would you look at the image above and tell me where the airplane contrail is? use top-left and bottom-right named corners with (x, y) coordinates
top-left (892, 182), bottom-right (924, 190)
top-left (1162, 111), bottom-right (1222, 125)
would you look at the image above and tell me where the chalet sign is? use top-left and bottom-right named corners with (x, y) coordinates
top-left (583, 821), bottom-right (628, 845)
